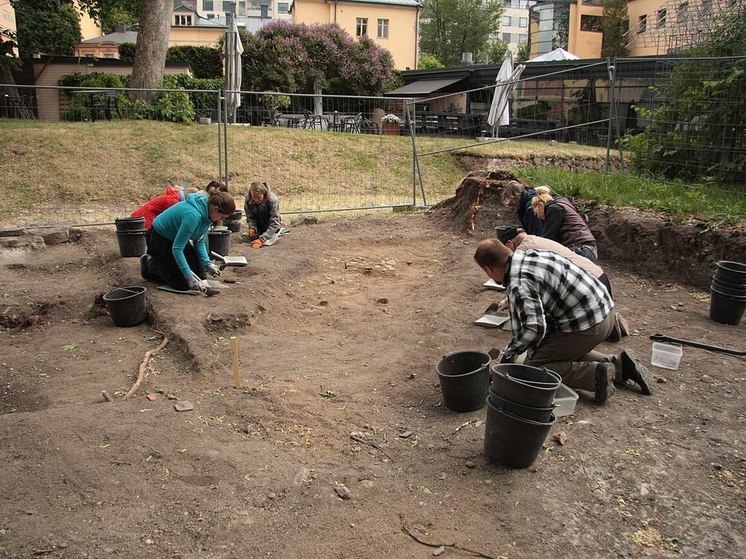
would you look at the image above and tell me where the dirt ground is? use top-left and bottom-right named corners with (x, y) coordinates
top-left (0, 186), bottom-right (744, 559)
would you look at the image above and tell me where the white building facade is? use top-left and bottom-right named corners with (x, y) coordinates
top-left (501, 0), bottom-right (533, 55)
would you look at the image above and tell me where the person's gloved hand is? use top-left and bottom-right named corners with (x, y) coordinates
top-left (500, 350), bottom-right (515, 364)
top-left (250, 238), bottom-right (264, 249)
top-left (186, 275), bottom-right (206, 292)
top-left (205, 263), bottom-right (222, 277)
top-left (497, 297), bottom-right (509, 312)
top-left (247, 227), bottom-right (257, 240)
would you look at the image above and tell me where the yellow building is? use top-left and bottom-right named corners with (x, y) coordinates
top-left (169, 4), bottom-right (226, 47)
top-left (625, 0), bottom-right (740, 56)
top-left (290, 0), bottom-right (421, 70)
top-left (529, 0), bottom-right (604, 60)
top-left (75, 0), bottom-right (102, 40)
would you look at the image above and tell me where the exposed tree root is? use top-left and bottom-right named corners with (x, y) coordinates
top-left (123, 332), bottom-right (169, 400)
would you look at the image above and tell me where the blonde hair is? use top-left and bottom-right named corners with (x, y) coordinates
top-left (531, 185), bottom-right (554, 212)
top-left (499, 180), bottom-right (526, 206)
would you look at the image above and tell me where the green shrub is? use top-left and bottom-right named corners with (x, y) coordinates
top-left (61, 73), bottom-right (127, 121)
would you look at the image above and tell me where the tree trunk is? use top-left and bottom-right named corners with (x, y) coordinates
top-left (130, 0), bottom-right (172, 101)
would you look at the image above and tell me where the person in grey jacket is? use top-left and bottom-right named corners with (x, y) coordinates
top-left (244, 181), bottom-right (282, 248)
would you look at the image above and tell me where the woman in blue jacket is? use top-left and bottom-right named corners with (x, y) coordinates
top-left (141, 191), bottom-right (236, 291)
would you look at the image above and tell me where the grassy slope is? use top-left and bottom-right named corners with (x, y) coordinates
top-left (1, 120), bottom-right (743, 223)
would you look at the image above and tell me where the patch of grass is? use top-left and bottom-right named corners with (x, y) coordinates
top-left (518, 168), bottom-right (746, 224)
top-left (1, 120), bottom-right (742, 226)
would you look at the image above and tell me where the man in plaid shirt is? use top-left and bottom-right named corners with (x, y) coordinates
top-left (474, 238), bottom-right (652, 404)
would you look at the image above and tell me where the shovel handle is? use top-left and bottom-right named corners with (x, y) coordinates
top-left (649, 333), bottom-right (745, 356)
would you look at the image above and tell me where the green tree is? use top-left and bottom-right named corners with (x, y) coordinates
top-left (241, 22), bottom-right (397, 96)
top-left (418, 54), bottom-right (444, 69)
top-left (626, 10), bottom-right (746, 181)
top-left (98, 1), bottom-right (141, 34)
top-left (12, 0), bottom-right (82, 56)
top-left (420, 0), bottom-right (503, 67)
top-left (515, 40), bottom-right (530, 64)
top-left (601, 0), bottom-right (630, 57)
top-left (478, 38), bottom-right (509, 65)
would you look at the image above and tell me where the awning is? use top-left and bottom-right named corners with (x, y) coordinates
top-left (385, 78), bottom-right (465, 97)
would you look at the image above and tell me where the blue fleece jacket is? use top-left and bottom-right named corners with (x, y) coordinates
top-left (152, 193), bottom-right (212, 278)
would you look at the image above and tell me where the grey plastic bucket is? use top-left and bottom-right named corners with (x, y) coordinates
top-left (435, 350), bottom-right (491, 412)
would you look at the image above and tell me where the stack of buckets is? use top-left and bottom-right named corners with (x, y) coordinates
top-left (486, 364), bottom-right (560, 468)
top-left (224, 210), bottom-right (243, 233)
top-left (710, 260), bottom-right (746, 325)
top-left (115, 217), bottom-right (147, 257)
top-left (434, 351), bottom-right (560, 469)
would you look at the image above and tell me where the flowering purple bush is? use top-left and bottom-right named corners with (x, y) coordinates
top-left (240, 22), bottom-right (396, 95)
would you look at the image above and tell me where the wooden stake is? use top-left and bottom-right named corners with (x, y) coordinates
top-left (230, 336), bottom-right (241, 389)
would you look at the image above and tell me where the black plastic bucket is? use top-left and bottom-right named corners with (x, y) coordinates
top-left (224, 211), bottom-right (243, 233)
top-left (208, 228), bottom-right (231, 256)
top-left (435, 350), bottom-right (491, 412)
top-left (103, 286), bottom-right (147, 327)
top-left (711, 275), bottom-right (745, 292)
top-left (490, 364), bottom-right (561, 408)
top-left (116, 231), bottom-right (147, 257)
top-left (488, 392), bottom-right (555, 423)
top-left (484, 399), bottom-right (556, 468)
top-left (715, 260), bottom-right (746, 284)
top-left (115, 216), bottom-right (146, 232)
top-left (709, 287), bottom-right (746, 325)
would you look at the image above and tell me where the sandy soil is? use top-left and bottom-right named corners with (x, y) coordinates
top-left (0, 191), bottom-right (744, 559)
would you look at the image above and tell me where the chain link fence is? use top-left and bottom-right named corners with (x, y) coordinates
top-left (1, 54), bottom-right (744, 228)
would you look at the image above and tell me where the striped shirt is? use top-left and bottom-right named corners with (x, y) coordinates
top-left (504, 250), bottom-right (613, 359)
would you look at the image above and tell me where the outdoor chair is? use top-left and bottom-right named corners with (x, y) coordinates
top-left (302, 109), bottom-right (325, 130)
top-left (342, 113), bottom-right (363, 133)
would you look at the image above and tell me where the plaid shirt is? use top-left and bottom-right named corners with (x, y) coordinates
top-left (504, 249), bottom-right (613, 359)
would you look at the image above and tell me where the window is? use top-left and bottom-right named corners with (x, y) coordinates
top-left (377, 19), bottom-right (389, 39)
top-left (502, 32), bottom-right (512, 42)
top-left (503, 16), bottom-right (512, 26)
top-left (656, 8), bottom-right (667, 27)
top-left (580, 15), bottom-right (602, 32)
top-left (278, 2), bottom-right (289, 13)
top-left (239, 1), bottom-right (247, 16)
top-left (250, 0), bottom-right (260, 7)
top-left (223, 1), bottom-right (235, 10)
top-left (637, 14), bottom-right (647, 33)
top-left (519, 17), bottom-right (528, 28)
top-left (175, 14), bottom-right (193, 26)
top-left (678, 2), bottom-right (688, 23)
top-left (203, 0), bottom-right (214, 9)
top-left (356, 17), bottom-right (368, 37)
